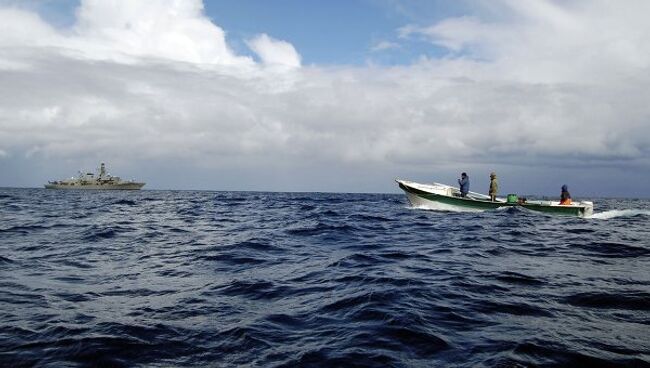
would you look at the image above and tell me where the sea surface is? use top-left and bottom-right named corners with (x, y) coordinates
top-left (1, 188), bottom-right (649, 367)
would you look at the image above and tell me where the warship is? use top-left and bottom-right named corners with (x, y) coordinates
top-left (44, 163), bottom-right (145, 190)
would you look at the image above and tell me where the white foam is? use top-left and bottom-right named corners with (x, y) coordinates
top-left (588, 209), bottom-right (650, 220)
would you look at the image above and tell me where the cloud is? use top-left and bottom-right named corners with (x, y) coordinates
top-left (0, 7), bottom-right (60, 47)
top-left (246, 33), bottom-right (301, 68)
top-left (0, 0), bottom-right (649, 193)
top-left (398, 17), bottom-right (485, 53)
top-left (0, 0), bottom-right (256, 68)
top-left (398, 0), bottom-right (650, 84)
top-left (370, 41), bottom-right (401, 52)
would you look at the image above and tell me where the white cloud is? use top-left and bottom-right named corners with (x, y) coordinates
top-left (70, 0), bottom-right (255, 66)
top-left (246, 33), bottom-right (301, 68)
top-left (399, 17), bottom-right (485, 53)
top-left (399, 0), bottom-right (650, 84)
top-left (0, 0), bottom-right (649, 193)
top-left (371, 41), bottom-right (400, 52)
top-left (0, 0), bottom-right (257, 68)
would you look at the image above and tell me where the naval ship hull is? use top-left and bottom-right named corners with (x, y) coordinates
top-left (44, 183), bottom-right (145, 190)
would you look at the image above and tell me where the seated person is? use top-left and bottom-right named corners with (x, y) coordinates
top-left (559, 184), bottom-right (572, 205)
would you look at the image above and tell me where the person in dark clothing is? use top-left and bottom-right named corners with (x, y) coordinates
top-left (489, 172), bottom-right (498, 201)
top-left (458, 172), bottom-right (469, 197)
top-left (559, 184), bottom-right (572, 205)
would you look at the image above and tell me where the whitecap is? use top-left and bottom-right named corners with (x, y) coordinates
top-left (588, 209), bottom-right (650, 220)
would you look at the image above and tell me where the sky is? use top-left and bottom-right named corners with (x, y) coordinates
top-left (0, 0), bottom-right (649, 197)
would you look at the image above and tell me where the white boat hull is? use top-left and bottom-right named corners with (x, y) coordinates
top-left (405, 191), bottom-right (483, 213)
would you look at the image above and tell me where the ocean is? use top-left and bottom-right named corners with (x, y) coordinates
top-left (1, 188), bottom-right (649, 367)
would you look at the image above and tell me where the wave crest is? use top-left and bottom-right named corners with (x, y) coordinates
top-left (589, 209), bottom-right (650, 219)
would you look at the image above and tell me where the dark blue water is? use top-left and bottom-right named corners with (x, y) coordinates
top-left (1, 188), bottom-right (649, 367)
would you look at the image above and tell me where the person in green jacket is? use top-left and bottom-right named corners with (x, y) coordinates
top-left (489, 172), bottom-right (498, 201)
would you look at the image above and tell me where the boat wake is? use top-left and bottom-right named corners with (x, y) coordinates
top-left (589, 209), bottom-right (650, 220)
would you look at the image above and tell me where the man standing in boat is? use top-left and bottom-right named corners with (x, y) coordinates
top-left (489, 172), bottom-right (498, 201)
top-left (458, 172), bottom-right (469, 197)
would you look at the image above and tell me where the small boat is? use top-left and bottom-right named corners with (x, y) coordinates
top-left (45, 163), bottom-right (145, 190)
top-left (397, 179), bottom-right (593, 217)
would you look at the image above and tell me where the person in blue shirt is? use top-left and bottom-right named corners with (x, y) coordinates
top-left (458, 172), bottom-right (469, 197)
